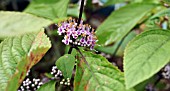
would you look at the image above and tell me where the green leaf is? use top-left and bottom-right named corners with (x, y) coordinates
top-left (131, 0), bottom-right (160, 3)
top-left (67, 5), bottom-right (86, 20)
top-left (0, 11), bottom-right (52, 39)
top-left (124, 30), bottom-right (170, 89)
top-left (0, 30), bottom-right (51, 91)
top-left (37, 81), bottom-right (56, 91)
top-left (104, 0), bottom-right (125, 6)
top-left (96, 3), bottom-right (156, 46)
top-left (74, 51), bottom-right (134, 91)
top-left (56, 54), bottom-right (75, 79)
top-left (24, 0), bottom-right (69, 20)
top-left (96, 31), bottom-right (136, 56)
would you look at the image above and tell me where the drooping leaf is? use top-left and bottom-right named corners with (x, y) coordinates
top-left (124, 30), bottom-right (170, 89)
top-left (0, 29), bottom-right (51, 91)
top-left (96, 31), bottom-right (136, 56)
top-left (74, 51), bottom-right (134, 91)
top-left (24, 0), bottom-right (69, 20)
top-left (37, 81), bottom-right (56, 91)
top-left (56, 54), bottom-right (75, 79)
top-left (0, 11), bottom-right (52, 39)
top-left (96, 3), bottom-right (156, 46)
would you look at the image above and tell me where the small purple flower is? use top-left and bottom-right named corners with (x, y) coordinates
top-left (90, 41), bottom-right (96, 50)
top-left (72, 30), bottom-right (78, 39)
top-left (57, 18), bottom-right (97, 50)
top-left (80, 25), bottom-right (86, 34)
top-left (87, 35), bottom-right (93, 41)
top-left (58, 27), bottom-right (65, 35)
top-left (80, 37), bottom-right (86, 44)
top-left (67, 29), bottom-right (72, 36)
top-left (62, 35), bottom-right (70, 45)
top-left (77, 30), bottom-right (81, 35)
top-left (86, 41), bottom-right (91, 46)
top-left (63, 22), bottom-right (69, 29)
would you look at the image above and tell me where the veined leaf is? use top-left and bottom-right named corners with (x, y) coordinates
top-left (74, 51), bottom-right (134, 91)
top-left (0, 11), bottom-right (52, 39)
top-left (37, 81), bottom-right (56, 91)
top-left (24, 0), bottom-right (69, 20)
top-left (96, 3), bottom-right (156, 46)
top-left (124, 30), bottom-right (170, 89)
top-left (0, 30), bottom-right (51, 91)
top-left (56, 54), bottom-right (75, 79)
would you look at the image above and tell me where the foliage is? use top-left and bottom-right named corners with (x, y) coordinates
top-left (96, 3), bottom-right (156, 46)
top-left (37, 81), bottom-right (56, 91)
top-left (56, 54), bottom-right (75, 79)
top-left (24, 0), bottom-right (69, 20)
top-left (0, 0), bottom-right (170, 91)
top-left (0, 11), bottom-right (51, 39)
top-left (74, 51), bottom-right (134, 91)
top-left (124, 30), bottom-right (170, 89)
top-left (0, 30), bottom-right (51, 91)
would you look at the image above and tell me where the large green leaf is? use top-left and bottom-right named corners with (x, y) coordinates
top-left (0, 11), bottom-right (52, 39)
top-left (24, 0), bottom-right (69, 20)
top-left (96, 3), bottom-right (156, 46)
top-left (104, 0), bottom-right (126, 6)
top-left (56, 54), bottom-right (75, 79)
top-left (131, 0), bottom-right (160, 3)
top-left (74, 51), bottom-right (134, 91)
top-left (124, 30), bottom-right (170, 89)
top-left (37, 81), bottom-right (56, 91)
top-left (0, 30), bottom-right (51, 91)
top-left (103, 0), bottom-right (159, 6)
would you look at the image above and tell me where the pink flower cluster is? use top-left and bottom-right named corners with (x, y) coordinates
top-left (57, 18), bottom-right (97, 50)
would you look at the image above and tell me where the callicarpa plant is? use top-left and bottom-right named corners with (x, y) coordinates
top-left (0, 0), bottom-right (170, 91)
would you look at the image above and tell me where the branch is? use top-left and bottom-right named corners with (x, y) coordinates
top-left (77, 0), bottom-right (85, 26)
top-left (68, 0), bottom-right (85, 54)
top-left (75, 47), bottom-right (100, 84)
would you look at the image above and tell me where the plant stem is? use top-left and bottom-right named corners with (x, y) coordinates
top-left (68, 0), bottom-right (85, 54)
top-left (77, 0), bottom-right (85, 25)
top-left (68, 47), bottom-right (73, 54)
top-left (75, 47), bottom-right (88, 66)
top-left (75, 47), bottom-right (100, 83)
